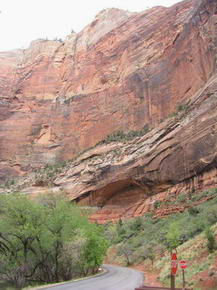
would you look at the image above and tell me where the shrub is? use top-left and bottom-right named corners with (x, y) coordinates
top-left (188, 207), bottom-right (200, 216)
top-left (176, 193), bottom-right (187, 203)
top-left (205, 227), bottom-right (217, 253)
top-left (130, 216), bottom-right (143, 231)
top-left (177, 103), bottom-right (188, 112)
top-left (154, 200), bottom-right (162, 209)
top-left (99, 127), bottom-right (150, 144)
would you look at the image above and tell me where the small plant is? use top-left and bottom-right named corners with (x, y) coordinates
top-left (168, 112), bottom-right (178, 118)
top-left (177, 103), bottom-right (188, 112)
top-left (153, 200), bottom-right (162, 209)
top-left (176, 193), bottom-right (187, 203)
top-left (167, 102), bottom-right (189, 120)
top-left (188, 207), bottom-right (200, 216)
top-left (205, 227), bottom-right (217, 253)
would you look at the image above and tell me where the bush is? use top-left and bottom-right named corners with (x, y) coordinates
top-left (153, 200), bottom-right (162, 209)
top-left (188, 207), bottom-right (200, 216)
top-left (176, 193), bottom-right (187, 203)
top-left (177, 104), bottom-right (188, 112)
top-left (205, 227), bottom-right (217, 253)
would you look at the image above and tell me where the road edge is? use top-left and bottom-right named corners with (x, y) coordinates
top-left (24, 266), bottom-right (108, 290)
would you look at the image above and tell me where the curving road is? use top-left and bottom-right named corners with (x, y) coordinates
top-left (43, 264), bottom-right (144, 290)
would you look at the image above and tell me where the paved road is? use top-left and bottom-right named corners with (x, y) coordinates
top-left (43, 264), bottom-right (144, 290)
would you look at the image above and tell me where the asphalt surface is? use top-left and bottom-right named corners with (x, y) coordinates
top-left (43, 264), bottom-right (144, 290)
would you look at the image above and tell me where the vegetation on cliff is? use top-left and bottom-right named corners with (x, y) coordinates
top-left (105, 191), bottom-right (217, 289)
top-left (98, 127), bottom-right (151, 144)
top-left (0, 193), bottom-right (108, 289)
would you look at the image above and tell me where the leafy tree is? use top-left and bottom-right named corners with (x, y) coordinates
top-left (117, 243), bottom-right (134, 266)
top-left (165, 221), bottom-right (182, 252)
top-left (0, 193), bottom-right (108, 288)
top-left (81, 228), bottom-right (108, 275)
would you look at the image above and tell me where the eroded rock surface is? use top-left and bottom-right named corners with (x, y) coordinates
top-left (1, 0), bottom-right (217, 178)
top-left (3, 74), bottom-right (217, 222)
top-left (1, 0), bottom-right (217, 221)
top-left (51, 75), bottom-right (217, 222)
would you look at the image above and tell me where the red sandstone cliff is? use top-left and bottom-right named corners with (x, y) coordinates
top-left (1, 0), bottom-right (216, 179)
top-left (1, 0), bottom-right (217, 220)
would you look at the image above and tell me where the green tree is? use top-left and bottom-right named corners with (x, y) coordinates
top-left (165, 221), bottom-right (181, 252)
top-left (81, 228), bottom-right (108, 275)
top-left (0, 193), bottom-right (108, 288)
top-left (0, 194), bottom-right (45, 288)
top-left (117, 243), bottom-right (134, 266)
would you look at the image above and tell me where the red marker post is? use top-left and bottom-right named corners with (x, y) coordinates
top-left (180, 260), bottom-right (187, 290)
top-left (171, 252), bottom-right (178, 290)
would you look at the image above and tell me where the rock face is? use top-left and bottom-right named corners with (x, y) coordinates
top-left (51, 74), bottom-right (217, 223)
top-left (1, 0), bottom-right (217, 221)
top-left (7, 74), bottom-right (217, 223)
top-left (1, 0), bottom-right (216, 179)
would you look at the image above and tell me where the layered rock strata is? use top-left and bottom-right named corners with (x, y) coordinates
top-left (0, 0), bottom-right (217, 179)
top-left (1, 0), bottom-right (217, 221)
top-left (4, 73), bottom-right (217, 222)
top-left (52, 76), bottom-right (217, 222)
